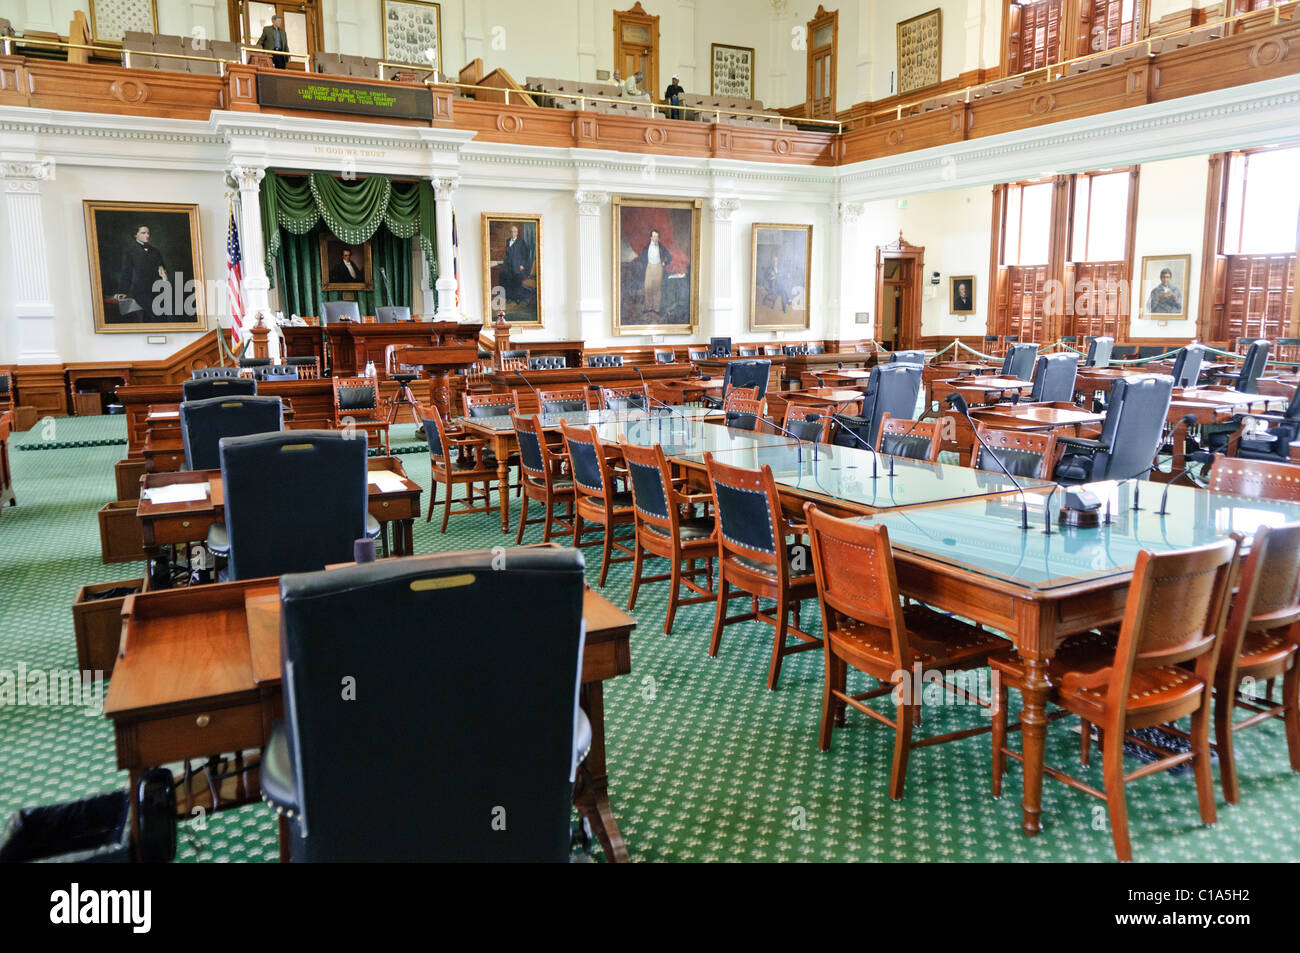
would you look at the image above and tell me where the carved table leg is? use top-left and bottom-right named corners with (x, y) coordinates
top-left (496, 438), bottom-right (511, 532)
top-left (573, 682), bottom-right (628, 862)
top-left (1020, 655), bottom-right (1050, 835)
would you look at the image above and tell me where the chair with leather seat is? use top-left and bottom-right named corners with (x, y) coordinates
top-left (511, 411), bottom-right (576, 545)
top-left (703, 454), bottom-right (821, 690)
top-left (973, 427), bottom-right (1058, 480)
top-left (654, 348), bottom-right (676, 364)
top-left (191, 366), bottom-right (243, 380)
top-left (723, 394), bottom-right (766, 431)
top-left (181, 376), bottom-right (257, 402)
top-left (529, 355), bottom-right (567, 370)
top-left (805, 504), bottom-right (1007, 799)
top-left (285, 356), bottom-right (321, 379)
top-left (1025, 353), bottom-right (1078, 403)
top-left (782, 405), bottom-right (831, 443)
top-left (702, 359), bottom-right (771, 410)
top-left (534, 388), bottom-right (588, 415)
top-left (252, 364), bottom-right (299, 382)
top-left (209, 430), bottom-right (377, 581)
top-left (1083, 336), bottom-right (1114, 368)
top-left (462, 392), bottom-right (516, 420)
top-left (738, 346), bottom-right (759, 357)
top-left (599, 385), bottom-right (649, 411)
top-left (587, 354), bottom-right (624, 368)
top-left (1111, 345), bottom-right (1136, 360)
top-left (331, 376), bottom-right (390, 451)
top-left (1222, 386), bottom-right (1300, 461)
top-left (621, 441), bottom-right (716, 634)
top-left (0, 371), bottom-right (11, 413)
top-left (1053, 375), bottom-right (1173, 484)
top-left (500, 349), bottom-right (529, 362)
top-left (418, 402), bottom-right (498, 533)
top-left (832, 364), bottom-right (923, 448)
top-left (990, 537), bottom-right (1239, 861)
top-left (1136, 345), bottom-right (1164, 360)
top-left (687, 347), bottom-right (709, 362)
top-left (321, 301), bottom-right (361, 324)
top-left (376, 306), bottom-right (411, 323)
top-left (1170, 344), bottom-right (1205, 387)
top-left (180, 395), bottom-right (283, 471)
top-left (889, 350), bottom-right (927, 366)
top-left (1213, 340), bottom-right (1270, 393)
top-left (875, 412), bottom-right (940, 462)
top-left (1000, 342), bottom-right (1039, 380)
top-left (561, 421), bottom-right (636, 587)
top-left (783, 344), bottom-right (810, 357)
top-left (260, 547), bottom-right (589, 861)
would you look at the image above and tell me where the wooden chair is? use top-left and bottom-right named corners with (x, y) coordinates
top-left (804, 504), bottom-right (1008, 798)
top-left (762, 344), bottom-right (784, 356)
top-left (534, 388), bottom-right (589, 414)
top-left (875, 412), bottom-right (941, 463)
top-left (510, 411), bottom-right (576, 545)
top-left (462, 392), bottom-right (517, 419)
top-left (723, 395), bottom-right (766, 431)
top-left (331, 376), bottom-right (391, 451)
top-left (702, 454), bottom-right (821, 689)
top-left (283, 357), bottom-right (320, 380)
top-left (1209, 456), bottom-right (1300, 503)
top-left (972, 427), bottom-right (1058, 480)
top-left (501, 357), bottom-right (528, 372)
top-left (990, 537), bottom-right (1240, 861)
top-left (621, 441), bottom-right (717, 634)
top-left (599, 385), bottom-right (649, 411)
top-left (416, 402), bottom-right (497, 533)
top-left (737, 346), bottom-right (760, 358)
top-left (0, 371), bottom-right (12, 413)
top-left (653, 348), bottom-right (677, 364)
top-left (560, 421), bottom-right (636, 587)
top-left (687, 347), bottom-right (709, 362)
top-left (782, 403), bottom-right (832, 443)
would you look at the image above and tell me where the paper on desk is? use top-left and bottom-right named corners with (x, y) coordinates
top-left (148, 411), bottom-right (179, 419)
top-left (368, 469), bottom-right (409, 493)
top-left (142, 483), bottom-right (209, 504)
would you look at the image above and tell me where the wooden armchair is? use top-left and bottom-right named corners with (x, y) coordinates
top-left (971, 427), bottom-right (1058, 480)
top-left (875, 412), bottom-right (941, 463)
top-left (598, 385), bottom-right (649, 411)
top-left (416, 402), bottom-right (497, 533)
top-left (331, 376), bottom-right (390, 451)
top-left (511, 411), bottom-right (576, 544)
top-left (560, 421), bottom-right (636, 587)
top-left (782, 403), bottom-right (833, 443)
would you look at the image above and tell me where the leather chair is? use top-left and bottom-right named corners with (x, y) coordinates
top-left (1054, 376), bottom-right (1173, 483)
top-left (530, 356), bottom-right (567, 370)
top-left (331, 377), bottom-right (390, 451)
top-left (376, 306), bottom-right (411, 323)
top-left (889, 350), bottom-right (927, 366)
top-left (561, 421), bottom-right (636, 587)
top-left (285, 356), bottom-right (321, 379)
top-left (702, 359), bottom-right (771, 409)
top-left (179, 395), bottom-right (283, 471)
top-left (782, 405), bottom-right (831, 443)
top-left (587, 354), bottom-right (624, 368)
top-left (599, 386), bottom-right (649, 411)
top-left (239, 357), bottom-right (272, 369)
top-left (252, 364), bottom-right (299, 382)
top-left (191, 367), bottom-right (242, 380)
top-left (419, 402), bottom-right (498, 533)
top-left (1215, 386), bottom-right (1300, 461)
top-left (1136, 345), bottom-right (1164, 360)
top-left (1083, 336), bottom-right (1114, 367)
top-left (209, 430), bottom-right (377, 580)
top-left (722, 394), bottom-right (765, 431)
top-left (703, 454), bottom-right (820, 689)
top-left (322, 301), bottom-right (361, 324)
top-left (1214, 339), bottom-right (1270, 393)
top-left (1170, 345), bottom-right (1205, 387)
top-left (1111, 345), bottom-right (1137, 360)
top-left (738, 346), bottom-right (759, 358)
top-left (875, 412), bottom-right (940, 462)
top-left (181, 377), bottom-right (256, 402)
top-left (511, 411), bottom-right (576, 544)
top-left (783, 345), bottom-right (810, 357)
top-left (260, 547), bottom-right (589, 861)
top-left (973, 427), bottom-right (1057, 480)
top-left (1026, 353), bottom-right (1078, 403)
top-left (535, 389), bottom-right (588, 415)
top-left (1001, 342), bottom-right (1038, 380)
top-left (0, 371), bottom-right (10, 413)
top-left (833, 364), bottom-right (922, 448)
top-left (654, 349), bottom-right (676, 364)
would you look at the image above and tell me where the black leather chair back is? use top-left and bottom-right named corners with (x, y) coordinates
top-left (180, 395), bottom-right (283, 471)
top-left (711, 471), bottom-right (779, 555)
top-left (276, 548), bottom-right (586, 860)
top-left (192, 367), bottom-right (242, 380)
top-left (1095, 375), bottom-right (1174, 480)
top-left (514, 424), bottom-right (546, 477)
top-left (500, 349), bottom-right (528, 360)
top-left (1136, 345), bottom-right (1164, 359)
top-left (603, 391), bottom-right (647, 411)
top-left (889, 350), bottom-right (927, 366)
top-left (783, 344), bottom-right (810, 357)
top-left (337, 381), bottom-right (378, 413)
top-left (738, 346), bottom-right (759, 357)
top-left (721, 359), bottom-right (771, 401)
top-left (239, 357), bottom-right (272, 369)
top-left (540, 397), bottom-right (586, 414)
top-left (1001, 343), bottom-right (1038, 380)
top-left (564, 431), bottom-right (608, 496)
top-left (321, 301), bottom-right (361, 324)
top-left (1029, 353), bottom-right (1078, 402)
top-left (627, 456), bottom-right (671, 520)
top-left (587, 354), bottom-right (624, 367)
top-left (466, 397), bottom-right (514, 418)
top-left (1236, 340), bottom-right (1270, 393)
top-left (253, 365), bottom-right (299, 382)
top-left (709, 337), bottom-right (733, 357)
top-left (724, 409), bottom-right (760, 431)
top-left (0, 372), bottom-right (9, 397)
top-left (977, 445), bottom-right (1047, 479)
top-left (787, 414), bottom-right (823, 443)
top-left (1170, 345), bottom-right (1204, 387)
top-left (219, 430), bottom-right (368, 580)
top-left (654, 350), bottom-right (676, 364)
top-left (376, 306), bottom-right (411, 323)
top-left (530, 356), bottom-right (566, 370)
top-left (1083, 337), bottom-right (1113, 368)
top-left (880, 432), bottom-right (932, 459)
top-left (854, 364), bottom-right (922, 446)
top-left (181, 377), bottom-right (256, 402)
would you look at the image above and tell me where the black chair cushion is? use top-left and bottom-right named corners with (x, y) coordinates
top-left (977, 446), bottom-right (1045, 479)
top-left (880, 433), bottom-right (932, 460)
top-left (733, 553), bottom-right (814, 579)
top-left (337, 384), bottom-right (378, 412)
top-left (643, 517), bottom-right (714, 542)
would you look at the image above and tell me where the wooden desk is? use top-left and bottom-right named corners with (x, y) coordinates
top-left (0, 410), bottom-right (14, 512)
top-left (496, 364), bottom-right (691, 415)
top-left (777, 388), bottom-right (865, 417)
top-left (104, 577), bottom-right (635, 862)
top-left (694, 356), bottom-right (785, 396)
top-left (801, 368), bottom-right (871, 390)
top-left (929, 376), bottom-right (1034, 407)
top-left (1073, 366), bottom-right (1163, 396)
top-left (135, 456), bottom-right (422, 573)
top-left (649, 377), bottom-right (723, 406)
top-left (281, 320), bottom-right (481, 379)
top-left (971, 404), bottom-right (1105, 433)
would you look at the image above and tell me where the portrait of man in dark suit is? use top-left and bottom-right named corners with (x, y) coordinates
top-left (258, 14), bottom-right (289, 69)
top-left (950, 276), bottom-right (975, 315)
top-left (329, 248), bottom-right (364, 284)
top-left (320, 237), bottom-right (372, 291)
top-left (114, 224), bottom-right (171, 320)
top-left (500, 225), bottom-right (533, 304)
top-left (483, 215), bottom-right (543, 326)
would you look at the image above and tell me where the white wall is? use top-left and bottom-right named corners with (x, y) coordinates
top-left (1127, 154), bottom-right (1207, 339)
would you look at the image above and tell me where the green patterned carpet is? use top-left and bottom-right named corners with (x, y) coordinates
top-left (1, 415), bottom-right (1297, 862)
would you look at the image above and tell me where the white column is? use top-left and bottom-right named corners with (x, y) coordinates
top-left (768, 0), bottom-right (790, 107)
top-left (831, 201), bottom-right (864, 340)
top-left (676, 0), bottom-right (697, 92)
top-left (229, 164), bottom-right (278, 359)
top-left (432, 176), bottom-right (459, 320)
top-left (2, 158), bottom-right (59, 364)
top-left (856, 0), bottom-right (874, 103)
top-left (575, 190), bottom-right (608, 343)
top-left (709, 197), bottom-right (740, 339)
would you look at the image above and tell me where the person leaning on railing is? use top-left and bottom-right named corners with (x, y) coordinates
top-left (258, 14), bottom-right (289, 69)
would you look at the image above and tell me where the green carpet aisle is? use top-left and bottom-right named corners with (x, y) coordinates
top-left (1, 415), bottom-right (1297, 862)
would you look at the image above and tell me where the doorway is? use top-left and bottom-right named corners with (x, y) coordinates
top-left (614, 4), bottom-right (658, 99)
top-left (232, 0), bottom-right (322, 70)
top-left (875, 235), bottom-right (926, 351)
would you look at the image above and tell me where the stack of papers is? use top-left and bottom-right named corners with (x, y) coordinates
top-left (148, 411), bottom-right (179, 420)
top-left (368, 470), bottom-right (409, 493)
top-left (141, 483), bottom-right (209, 505)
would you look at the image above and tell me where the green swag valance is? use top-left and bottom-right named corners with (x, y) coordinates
top-left (259, 172), bottom-right (437, 288)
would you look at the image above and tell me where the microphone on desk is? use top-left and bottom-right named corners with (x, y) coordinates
top-left (1158, 415), bottom-right (1208, 516)
top-left (1102, 414), bottom-right (1199, 518)
top-left (631, 366), bottom-right (696, 425)
top-left (880, 409), bottom-right (941, 477)
top-left (511, 369), bottom-right (544, 413)
top-left (830, 412), bottom-right (882, 480)
top-left (945, 393), bottom-right (1030, 532)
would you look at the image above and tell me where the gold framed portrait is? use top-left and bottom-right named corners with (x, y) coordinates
top-left (382, 0), bottom-right (442, 70)
top-left (750, 224), bottom-right (812, 331)
top-left (611, 196), bottom-right (702, 337)
top-left (319, 235), bottom-right (374, 292)
top-left (896, 8), bottom-right (942, 96)
top-left (950, 275), bottom-right (976, 315)
top-left (83, 201), bottom-right (206, 334)
top-left (1139, 254), bottom-right (1192, 320)
top-left (481, 214), bottom-right (542, 327)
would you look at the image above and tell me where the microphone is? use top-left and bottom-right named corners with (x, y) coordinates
top-left (830, 412), bottom-right (882, 480)
top-left (1101, 414), bottom-right (1197, 517)
top-left (1158, 415), bottom-right (1206, 516)
top-left (879, 410), bottom-right (940, 477)
top-left (632, 365), bottom-right (696, 424)
top-left (511, 369), bottom-right (544, 414)
top-left (945, 393), bottom-right (1030, 532)
top-left (379, 266), bottom-right (393, 308)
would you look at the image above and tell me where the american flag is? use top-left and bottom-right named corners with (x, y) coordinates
top-left (226, 206), bottom-right (246, 349)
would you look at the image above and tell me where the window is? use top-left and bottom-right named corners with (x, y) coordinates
top-left (1071, 171), bottom-right (1130, 261)
top-left (1003, 181), bottom-right (1054, 266)
top-left (1223, 146), bottom-right (1300, 255)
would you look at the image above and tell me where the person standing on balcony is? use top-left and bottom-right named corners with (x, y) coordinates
top-left (258, 15), bottom-right (289, 69)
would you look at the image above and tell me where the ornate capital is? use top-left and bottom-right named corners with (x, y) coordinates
top-left (575, 190), bottom-right (608, 217)
top-left (2, 158), bottom-right (55, 193)
top-left (770, 0), bottom-right (788, 16)
top-left (228, 164), bottom-right (265, 191)
top-left (833, 201), bottom-right (863, 225)
top-left (710, 197), bottom-right (740, 221)
top-left (431, 175), bottom-right (459, 200)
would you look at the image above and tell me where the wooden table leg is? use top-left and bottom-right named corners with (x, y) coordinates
top-left (1020, 655), bottom-right (1050, 835)
top-left (278, 817), bottom-right (292, 862)
top-left (397, 518), bottom-right (413, 556)
top-left (573, 682), bottom-right (628, 862)
top-left (495, 437), bottom-right (511, 533)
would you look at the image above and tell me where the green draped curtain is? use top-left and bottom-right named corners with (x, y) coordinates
top-left (259, 172), bottom-right (437, 315)
top-left (276, 226), bottom-right (414, 317)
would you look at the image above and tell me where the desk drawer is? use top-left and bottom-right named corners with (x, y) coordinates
top-left (145, 451), bottom-right (185, 473)
top-left (370, 497), bottom-right (419, 522)
top-left (129, 702), bottom-right (264, 766)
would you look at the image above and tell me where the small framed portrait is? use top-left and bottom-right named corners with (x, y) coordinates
top-left (83, 201), bottom-right (206, 334)
top-left (319, 236), bottom-right (373, 292)
top-left (382, 0), bottom-right (442, 70)
top-left (482, 214), bottom-right (542, 327)
top-left (950, 275), bottom-right (976, 315)
top-left (750, 224), bottom-right (812, 331)
top-left (1139, 254), bottom-right (1192, 320)
top-left (612, 196), bottom-right (702, 336)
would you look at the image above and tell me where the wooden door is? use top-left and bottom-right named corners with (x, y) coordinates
top-left (614, 3), bottom-right (659, 99)
top-left (876, 236), bottom-right (925, 350)
top-left (236, 0), bottom-right (322, 69)
top-left (1007, 0), bottom-right (1064, 75)
top-left (1221, 255), bottom-right (1295, 341)
top-left (806, 6), bottom-right (837, 118)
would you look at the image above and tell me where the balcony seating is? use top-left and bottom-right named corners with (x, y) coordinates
top-left (121, 31), bottom-right (237, 74)
top-left (313, 51), bottom-right (382, 79)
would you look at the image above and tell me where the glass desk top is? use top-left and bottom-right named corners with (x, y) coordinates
top-left (674, 442), bottom-right (1052, 511)
top-left (865, 480), bottom-right (1300, 591)
top-left (456, 405), bottom-right (717, 432)
top-left (593, 416), bottom-right (797, 456)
